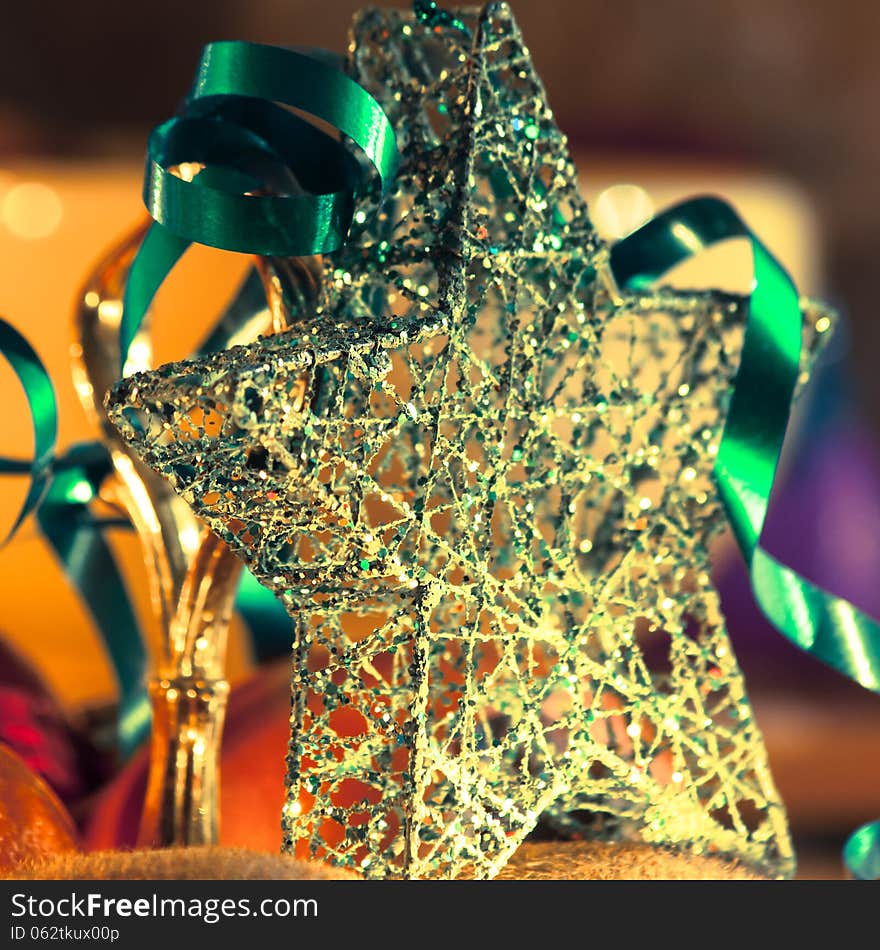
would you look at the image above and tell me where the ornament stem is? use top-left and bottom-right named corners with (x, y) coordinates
top-left (73, 222), bottom-right (249, 846)
top-left (138, 676), bottom-right (229, 846)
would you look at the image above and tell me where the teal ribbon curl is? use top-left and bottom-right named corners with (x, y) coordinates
top-left (35, 442), bottom-right (150, 756)
top-left (0, 318), bottom-right (149, 755)
top-left (0, 314), bottom-right (292, 754)
top-left (120, 40), bottom-right (399, 370)
top-left (611, 195), bottom-right (880, 879)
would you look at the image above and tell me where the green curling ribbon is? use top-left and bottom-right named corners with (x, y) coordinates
top-left (0, 318), bottom-right (57, 542)
top-left (193, 270), bottom-right (297, 657)
top-left (120, 40), bottom-right (400, 370)
top-left (413, 0), bottom-right (472, 35)
top-left (610, 195), bottom-right (880, 879)
top-left (0, 318), bottom-right (149, 754)
top-left (0, 312), bottom-right (290, 754)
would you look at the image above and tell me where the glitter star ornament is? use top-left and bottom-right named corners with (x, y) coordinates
top-left (108, 3), bottom-right (830, 878)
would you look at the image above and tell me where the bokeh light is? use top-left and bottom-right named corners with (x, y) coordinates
top-left (593, 183), bottom-right (654, 240)
top-left (1, 182), bottom-right (63, 240)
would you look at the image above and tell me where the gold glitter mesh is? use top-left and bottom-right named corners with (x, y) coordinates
top-left (107, 3), bottom-right (831, 879)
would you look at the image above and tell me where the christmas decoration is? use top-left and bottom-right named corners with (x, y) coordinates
top-left (106, 3), bottom-right (837, 878)
top-left (74, 225), bottom-right (246, 847)
top-left (0, 640), bottom-right (91, 804)
top-left (0, 244), bottom-right (294, 852)
top-left (0, 743), bottom-right (78, 874)
top-left (1, 0), bottom-right (875, 880)
top-left (74, 216), bottom-right (302, 846)
top-left (85, 662), bottom-right (291, 854)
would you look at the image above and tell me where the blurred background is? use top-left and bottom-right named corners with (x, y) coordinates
top-left (1, 0), bottom-right (880, 878)
top-left (3, 0), bottom-right (880, 410)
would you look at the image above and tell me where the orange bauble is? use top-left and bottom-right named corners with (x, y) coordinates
top-left (0, 742), bottom-right (78, 873)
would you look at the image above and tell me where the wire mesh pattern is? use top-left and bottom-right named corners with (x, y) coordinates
top-left (108, 3), bottom-right (831, 878)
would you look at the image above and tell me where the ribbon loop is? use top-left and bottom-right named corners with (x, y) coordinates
top-left (36, 442), bottom-right (150, 754)
top-left (147, 42), bottom-right (398, 253)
